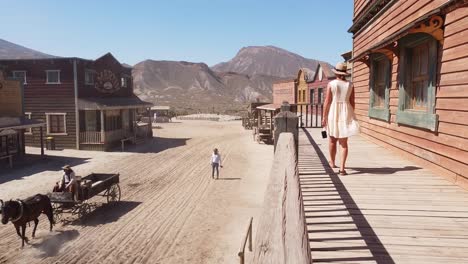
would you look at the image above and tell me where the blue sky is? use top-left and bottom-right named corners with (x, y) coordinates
top-left (1, 0), bottom-right (354, 66)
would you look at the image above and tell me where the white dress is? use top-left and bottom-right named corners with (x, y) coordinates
top-left (326, 80), bottom-right (360, 138)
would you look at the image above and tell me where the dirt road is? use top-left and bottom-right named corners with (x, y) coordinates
top-left (0, 120), bottom-right (273, 264)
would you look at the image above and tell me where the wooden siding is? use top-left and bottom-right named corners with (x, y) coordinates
top-left (2, 59), bottom-right (77, 149)
top-left (273, 80), bottom-right (296, 105)
top-left (354, 0), bottom-right (370, 19)
top-left (77, 54), bottom-right (133, 98)
top-left (352, 5), bottom-right (468, 185)
top-left (354, 0), bottom-right (447, 55)
top-left (297, 71), bottom-right (309, 105)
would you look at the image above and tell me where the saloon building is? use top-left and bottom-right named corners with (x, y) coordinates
top-left (0, 53), bottom-right (153, 151)
top-left (349, 0), bottom-right (468, 187)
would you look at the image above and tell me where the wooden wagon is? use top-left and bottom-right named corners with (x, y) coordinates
top-left (48, 173), bottom-right (121, 221)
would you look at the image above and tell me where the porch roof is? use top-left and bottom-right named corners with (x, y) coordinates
top-left (256, 103), bottom-right (282, 111)
top-left (78, 96), bottom-right (153, 110)
top-left (0, 117), bottom-right (45, 131)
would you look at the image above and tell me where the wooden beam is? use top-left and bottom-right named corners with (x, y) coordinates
top-left (409, 15), bottom-right (445, 45)
top-left (101, 110), bottom-right (105, 143)
top-left (40, 126), bottom-right (44, 156)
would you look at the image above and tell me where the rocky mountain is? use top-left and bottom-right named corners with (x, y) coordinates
top-left (0, 39), bottom-right (56, 59)
top-left (212, 46), bottom-right (319, 78)
top-left (133, 60), bottom-right (283, 111)
top-left (134, 46), bottom-right (328, 112)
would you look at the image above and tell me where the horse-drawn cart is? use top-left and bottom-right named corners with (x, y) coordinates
top-left (48, 173), bottom-right (121, 221)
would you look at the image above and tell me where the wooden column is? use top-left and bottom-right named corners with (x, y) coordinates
top-left (100, 110), bottom-right (105, 143)
top-left (21, 129), bottom-right (26, 155)
top-left (40, 126), bottom-right (44, 156)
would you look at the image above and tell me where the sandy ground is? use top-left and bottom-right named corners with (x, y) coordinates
top-left (0, 120), bottom-right (273, 264)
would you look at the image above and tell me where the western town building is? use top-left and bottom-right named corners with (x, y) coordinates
top-left (307, 62), bottom-right (336, 126)
top-left (272, 79), bottom-right (296, 105)
top-left (0, 71), bottom-right (45, 167)
top-left (0, 53), bottom-right (153, 151)
top-left (350, 0), bottom-right (468, 187)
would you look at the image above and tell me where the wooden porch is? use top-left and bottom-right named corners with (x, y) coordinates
top-left (299, 128), bottom-right (468, 263)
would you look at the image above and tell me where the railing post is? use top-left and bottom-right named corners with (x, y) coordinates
top-left (274, 101), bottom-right (299, 152)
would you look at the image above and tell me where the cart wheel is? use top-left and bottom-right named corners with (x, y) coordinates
top-left (52, 204), bottom-right (62, 223)
top-left (78, 202), bottom-right (90, 219)
top-left (107, 184), bottom-right (121, 204)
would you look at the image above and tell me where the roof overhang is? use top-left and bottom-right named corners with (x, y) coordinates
top-left (256, 103), bottom-right (282, 111)
top-left (78, 96), bottom-right (153, 110)
top-left (0, 117), bottom-right (45, 131)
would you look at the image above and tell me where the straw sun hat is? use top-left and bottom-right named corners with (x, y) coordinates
top-left (332, 62), bottom-right (349, 76)
top-left (62, 165), bottom-right (72, 170)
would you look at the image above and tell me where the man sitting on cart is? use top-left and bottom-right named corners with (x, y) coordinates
top-left (53, 165), bottom-right (77, 199)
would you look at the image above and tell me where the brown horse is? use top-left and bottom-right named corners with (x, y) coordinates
top-left (0, 194), bottom-right (54, 248)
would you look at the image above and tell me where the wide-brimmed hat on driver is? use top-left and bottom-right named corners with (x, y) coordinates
top-left (332, 62), bottom-right (349, 76)
top-left (62, 165), bottom-right (72, 170)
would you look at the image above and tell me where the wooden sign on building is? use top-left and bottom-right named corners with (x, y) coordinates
top-left (0, 71), bottom-right (23, 117)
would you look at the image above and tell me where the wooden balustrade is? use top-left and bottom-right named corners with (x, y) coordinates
top-left (79, 131), bottom-right (102, 144)
top-left (252, 133), bottom-right (312, 264)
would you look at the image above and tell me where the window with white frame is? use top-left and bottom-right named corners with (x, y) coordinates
top-left (12, 71), bottom-right (27, 84)
top-left (46, 113), bottom-right (67, 135)
top-left (46, 70), bottom-right (61, 84)
top-left (25, 112), bottom-right (32, 134)
top-left (85, 70), bottom-right (95, 85)
top-left (121, 77), bottom-right (128, 88)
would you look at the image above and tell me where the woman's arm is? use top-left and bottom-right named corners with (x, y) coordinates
top-left (322, 83), bottom-right (332, 127)
top-left (349, 83), bottom-right (355, 109)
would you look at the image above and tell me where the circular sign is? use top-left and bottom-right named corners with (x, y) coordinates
top-left (95, 70), bottom-right (120, 94)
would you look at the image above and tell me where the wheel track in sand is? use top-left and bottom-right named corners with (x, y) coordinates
top-left (39, 136), bottom-right (216, 264)
top-left (38, 131), bottom-right (239, 264)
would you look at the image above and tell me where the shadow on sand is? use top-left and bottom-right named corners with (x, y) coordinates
top-left (65, 201), bottom-right (141, 227)
top-left (0, 154), bottom-right (90, 185)
top-left (114, 137), bottom-right (190, 154)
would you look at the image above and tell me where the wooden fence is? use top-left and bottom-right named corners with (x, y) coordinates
top-left (252, 132), bottom-right (312, 263)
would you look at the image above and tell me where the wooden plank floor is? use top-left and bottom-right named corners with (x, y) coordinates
top-left (298, 128), bottom-right (468, 264)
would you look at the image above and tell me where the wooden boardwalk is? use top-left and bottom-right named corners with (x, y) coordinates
top-left (298, 128), bottom-right (468, 264)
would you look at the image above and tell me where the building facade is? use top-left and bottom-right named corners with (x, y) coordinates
top-left (350, 0), bottom-right (468, 187)
top-left (307, 62), bottom-right (335, 118)
top-left (0, 53), bottom-right (152, 151)
top-left (272, 79), bottom-right (296, 105)
top-left (296, 68), bottom-right (313, 106)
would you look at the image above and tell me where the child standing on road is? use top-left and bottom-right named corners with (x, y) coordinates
top-left (211, 148), bottom-right (222, 179)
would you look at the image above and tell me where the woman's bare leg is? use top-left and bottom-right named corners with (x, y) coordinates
top-left (338, 138), bottom-right (348, 172)
top-left (329, 136), bottom-right (338, 168)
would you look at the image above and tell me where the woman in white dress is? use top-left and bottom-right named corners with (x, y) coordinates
top-left (322, 62), bottom-right (360, 175)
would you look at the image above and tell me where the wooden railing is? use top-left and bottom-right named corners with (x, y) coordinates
top-left (238, 217), bottom-right (253, 264)
top-left (252, 133), bottom-right (312, 263)
top-left (79, 131), bottom-right (102, 144)
top-left (80, 130), bottom-right (126, 144)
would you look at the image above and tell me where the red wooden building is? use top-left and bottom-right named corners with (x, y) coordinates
top-left (350, 0), bottom-right (468, 187)
top-left (307, 62), bottom-right (335, 125)
top-left (0, 53), bottom-right (152, 151)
